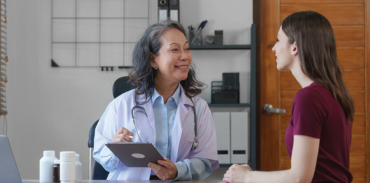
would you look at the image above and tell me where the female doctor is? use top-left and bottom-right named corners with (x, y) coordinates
top-left (93, 20), bottom-right (219, 181)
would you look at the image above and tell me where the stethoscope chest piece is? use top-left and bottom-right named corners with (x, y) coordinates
top-left (191, 138), bottom-right (199, 151)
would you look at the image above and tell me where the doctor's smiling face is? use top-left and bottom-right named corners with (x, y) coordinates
top-left (272, 26), bottom-right (296, 71)
top-left (151, 28), bottom-right (192, 85)
top-left (130, 20), bottom-right (204, 103)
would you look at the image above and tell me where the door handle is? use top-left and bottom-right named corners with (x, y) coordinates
top-left (263, 104), bottom-right (286, 114)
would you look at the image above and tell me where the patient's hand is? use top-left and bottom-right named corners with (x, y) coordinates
top-left (222, 164), bottom-right (252, 183)
top-left (148, 158), bottom-right (177, 181)
top-left (112, 127), bottom-right (134, 143)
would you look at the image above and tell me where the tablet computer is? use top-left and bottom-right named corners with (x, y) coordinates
top-left (105, 142), bottom-right (164, 167)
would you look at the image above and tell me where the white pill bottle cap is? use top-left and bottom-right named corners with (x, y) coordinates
top-left (60, 151), bottom-right (75, 161)
top-left (43, 150), bottom-right (55, 157)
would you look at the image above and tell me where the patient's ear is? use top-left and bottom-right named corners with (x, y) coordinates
top-left (290, 42), bottom-right (298, 56)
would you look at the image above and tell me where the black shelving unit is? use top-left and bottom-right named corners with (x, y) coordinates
top-left (190, 24), bottom-right (257, 170)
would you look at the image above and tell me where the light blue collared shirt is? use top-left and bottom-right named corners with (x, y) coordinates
top-left (151, 85), bottom-right (180, 159)
top-left (151, 84), bottom-right (212, 180)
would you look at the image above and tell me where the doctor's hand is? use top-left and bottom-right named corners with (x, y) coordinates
top-left (221, 164), bottom-right (253, 183)
top-left (112, 127), bottom-right (133, 143)
top-left (148, 158), bottom-right (177, 181)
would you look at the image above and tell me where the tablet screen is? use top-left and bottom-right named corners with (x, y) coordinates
top-left (106, 142), bottom-right (164, 167)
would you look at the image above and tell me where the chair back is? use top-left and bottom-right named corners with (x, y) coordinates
top-left (92, 160), bottom-right (109, 180)
top-left (88, 120), bottom-right (99, 148)
top-left (112, 76), bottom-right (132, 98)
top-left (88, 76), bottom-right (133, 180)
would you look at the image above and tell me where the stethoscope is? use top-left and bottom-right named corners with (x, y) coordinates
top-left (130, 94), bottom-right (199, 151)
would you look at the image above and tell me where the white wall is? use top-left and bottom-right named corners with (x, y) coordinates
top-left (4, 0), bottom-right (252, 180)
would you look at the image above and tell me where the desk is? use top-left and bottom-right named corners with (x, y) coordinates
top-left (23, 180), bottom-right (222, 183)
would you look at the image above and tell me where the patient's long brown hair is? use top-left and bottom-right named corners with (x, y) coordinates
top-left (282, 11), bottom-right (355, 121)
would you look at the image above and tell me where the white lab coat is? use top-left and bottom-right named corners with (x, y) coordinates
top-left (93, 86), bottom-right (219, 180)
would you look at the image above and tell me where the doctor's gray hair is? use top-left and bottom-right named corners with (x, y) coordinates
top-left (128, 20), bottom-right (205, 104)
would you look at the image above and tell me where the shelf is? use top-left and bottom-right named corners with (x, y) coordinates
top-left (208, 103), bottom-right (250, 107)
top-left (198, 24), bottom-right (257, 170)
top-left (189, 45), bottom-right (251, 50)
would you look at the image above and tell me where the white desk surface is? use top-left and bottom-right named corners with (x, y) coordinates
top-left (23, 180), bottom-right (222, 183)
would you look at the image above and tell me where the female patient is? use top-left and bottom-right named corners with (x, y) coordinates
top-left (93, 20), bottom-right (219, 181)
top-left (223, 11), bottom-right (354, 183)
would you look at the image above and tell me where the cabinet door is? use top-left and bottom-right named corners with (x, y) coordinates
top-left (259, 0), bottom-right (368, 182)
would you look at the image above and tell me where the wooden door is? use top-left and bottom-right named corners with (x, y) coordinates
top-left (259, 0), bottom-right (369, 182)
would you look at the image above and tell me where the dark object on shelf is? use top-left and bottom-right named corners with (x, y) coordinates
top-left (222, 73), bottom-right (239, 90)
top-left (169, 0), bottom-right (180, 21)
top-left (189, 28), bottom-right (201, 45)
top-left (158, 0), bottom-right (180, 22)
top-left (158, 0), bottom-right (168, 21)
top-left (189, 20), bottom-right (208, 45)
top-left (205, 35), bottom-right (215, 45)
top-left (214, 30), bottom-right (223, 45)
top-left (212, 90), bottom-right (239, 104)
top-left (211, 81), bottom-right (222, 91)
top-left (211, 81), bottom-right (239, 104)
top-left (118, 66), bottom-right (134, 69)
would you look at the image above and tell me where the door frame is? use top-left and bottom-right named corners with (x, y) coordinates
top-left (257, 0), bottom-right (281, 171)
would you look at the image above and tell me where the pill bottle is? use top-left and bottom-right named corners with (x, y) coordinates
top-left (53, 159), bottom-right (60, 182)
top-left (60, 151), bottom-right (76, 183)
top-left (40, 150), bottom-right (57, 182)
top-left (75, 154), bottom-right (82, 182)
